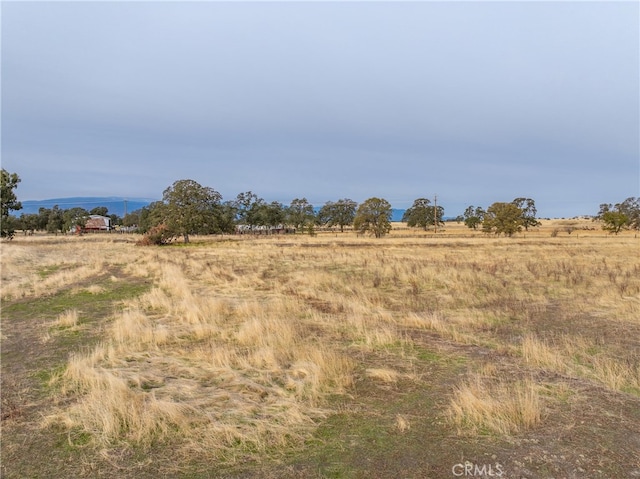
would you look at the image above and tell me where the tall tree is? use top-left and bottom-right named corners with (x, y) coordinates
top-left (241, 198), bottom-right (266, 227)
top-left (90, 206), bottom-right (109, 216)
top-left (216, 200), bottom-right (240, 234)
top-left (1, 169), bottom-right (22, 238)
top-left (482, 202), bottom-right (524, 237)
top-left (353, 197), bottom-right (392, 238)
top-left (63, 207), bottom-right (89, 233)
top-left (19, 213), bottom-right (39, 235)
top-left (46, 206), bottom-right (64, 234)
top-left (596, 198), bottom-right (638, 234)
top-left (462, 205), bottom-right (485, 230)
top-left (600, 211), bottom-right (628, 235)
top-left (512, 198), bottom-right (540, 231)
top-left (287, 197), bottom-right (316, 233)
top-left (263, 201), bottom-right (286, 228)
top-left (137, 202), bottom-right (166, 234)
top-left (123, 210), bottom-right (141, 228)
top-left (318, 198), bottom-right (357, 232)
top-left (240, 195), bottom-right (271, 227)
top-left (37, 207), bottom-right (51, 231)
top-left (402, 197), bottom-right (444, 231)
top-left (617, 197), bottom-right (640, 231)
top-left (234, 191), bottom-right (260, 225)
top-left (162, 179), bottom-right (222, 243)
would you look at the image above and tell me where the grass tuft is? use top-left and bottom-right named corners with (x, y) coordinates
top-left (447, 375), bottom-right (542, 436)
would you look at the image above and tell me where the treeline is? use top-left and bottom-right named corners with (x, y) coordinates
top-left (137, 182), bottom-right (361, 243)
top-left (122, 181), bottom-right (551, 243)
top-left (8, 177), bottom-right (549, 242)
top-left (9, 205), bottom-right (129, 236)
top-left (2, 170), bottom-right (639, 240)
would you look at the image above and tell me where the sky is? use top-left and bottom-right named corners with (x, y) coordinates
top-left (2, 1), bottom-right (638, 218)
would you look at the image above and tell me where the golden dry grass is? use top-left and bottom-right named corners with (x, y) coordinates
top-left (447, 375), bottom-right (542, 435)
top-left (394, 414), bottom-right (411, 432)
top-left (54, 309), bottom-right (79, 328)
top-left (521, 333), bottom-right (640, 392)
top-left (2, 222), bottom-right (638, 460)
top-left (366, 367), bottom-right (402, 383)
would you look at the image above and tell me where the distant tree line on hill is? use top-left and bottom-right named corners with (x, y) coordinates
top-left (2, 170), bottom-right (638, 240)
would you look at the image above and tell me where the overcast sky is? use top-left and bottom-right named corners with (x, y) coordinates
top-left (2, 1), bottom-right (638, 218)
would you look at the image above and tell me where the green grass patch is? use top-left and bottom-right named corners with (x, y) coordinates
top-left (2, 276), bottom-right (151, 322)
top-left (622, 386), bottom-right (640, 397)
top-left (413, 347), bottom-right (444, 362)
top-left (37, 264), bottom-right (72, 278)
top-left (295, 387), bottom-right (447, 477)
top-left (305, 412), bottom-right (385, 478)
top-left (539, 382), bottom-right (572, 403)
top-left (408, 344), bottom-right (468, 367)
top-left (32, 364), bottom-right (67, 390)
top-left (52, 426), bottom-right (93, 452)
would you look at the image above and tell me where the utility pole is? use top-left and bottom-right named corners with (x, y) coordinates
top-left (434, 194), bottom-right (437, 234)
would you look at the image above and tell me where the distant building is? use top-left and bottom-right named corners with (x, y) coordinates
top-left (84, 215), bottom-right (111, 232)
top-left (235, 224), bottom-right (296, 235)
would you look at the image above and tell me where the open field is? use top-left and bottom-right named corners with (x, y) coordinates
top-left (2, 220), bottom-right (640, 478)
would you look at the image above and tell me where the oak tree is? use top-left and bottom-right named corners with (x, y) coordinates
top-left (463, 205), bottom-right (485, 230)
top-left (287, 198), bottom-right (316, 233)
top-left (596, 199), bottom-right (639, 234)
top-left (512, 198), bottom-right (540, 231)
top-left (600, 211), bottom-right (628, 235)
top-left (353, 197), bottom-right (392, 238)
top-left (402, 197), bottom-right (444, 231)
top-left (318, 198), bottom-right (358, 232)
top-left (482, 202), bottom-right (524, 236)
top-left (1, 169), bottom-right (22, 238)
top-left (161, 179), bottom-right (222, 243)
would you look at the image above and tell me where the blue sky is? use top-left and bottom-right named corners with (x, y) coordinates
top-left (2, 1), bottom-right (638, 218)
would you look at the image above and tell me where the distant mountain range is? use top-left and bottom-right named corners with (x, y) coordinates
top-left (390, 209), bottom-right (406, 222)
top-left (16, 197), bottom-right (410, 221)
top-left (17, 197), bottom-right (156, 218)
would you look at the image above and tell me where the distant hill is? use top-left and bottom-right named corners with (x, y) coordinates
top-left (17, 197), bottom-right (156, 217)
top-left (391, 209), bottom-right (405, 222)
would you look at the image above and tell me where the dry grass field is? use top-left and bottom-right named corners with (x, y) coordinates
top-left (2, 219), bottom-right (639, 478)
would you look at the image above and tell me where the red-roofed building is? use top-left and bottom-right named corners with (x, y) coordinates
top-left (84, 215), bottom-right (111, 232)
